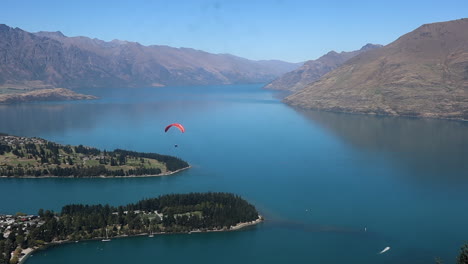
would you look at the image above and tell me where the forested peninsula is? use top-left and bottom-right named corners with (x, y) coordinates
top-left (0, 192), bottom-right (263, 264)
top-left (0, 134), bottom-right (189, 178)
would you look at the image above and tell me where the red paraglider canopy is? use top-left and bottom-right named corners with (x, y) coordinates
top-left (165, 123), bottom-right (185, 133)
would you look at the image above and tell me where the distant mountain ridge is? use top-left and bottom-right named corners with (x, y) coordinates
top-left (285, 18), bottom-right (468, 120)
top-left (264, 44), bottom-right (382, 91)
top-left (0, 25), bottom-right (301, 89)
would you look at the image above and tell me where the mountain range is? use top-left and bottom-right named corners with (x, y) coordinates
top-left (264, 44), bottom-right (382, 92)
top-left (0, 24), bottom-right (300, 90)
top-left (285, 18), bottom-right (468, 120)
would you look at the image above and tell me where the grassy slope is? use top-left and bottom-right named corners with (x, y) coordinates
top-left (0, 136), bottom-right (172, 176)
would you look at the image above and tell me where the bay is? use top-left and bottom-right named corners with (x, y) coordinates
top-left (0, 84), bottom-right (467, 264)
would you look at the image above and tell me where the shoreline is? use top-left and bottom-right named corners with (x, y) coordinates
top-left (290, 105), bottom-right (468, 122)
top-left (19, 215), bottom-right (263, 264)
top-left (0, 166), bottom-right (191, 179)
top-left (230, 215), bottom-right (264, 231)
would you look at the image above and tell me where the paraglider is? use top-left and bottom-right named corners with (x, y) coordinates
top-left (164, 123), bottom-right (185, 133)
top-left (165, 123), bottom-right (185, 148)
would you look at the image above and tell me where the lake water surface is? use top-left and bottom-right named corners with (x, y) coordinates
top-left (0, 84), bottom-right (467, 264)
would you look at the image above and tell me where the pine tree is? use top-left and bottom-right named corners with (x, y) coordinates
top-left (458, 244), bottom-right (468, 264)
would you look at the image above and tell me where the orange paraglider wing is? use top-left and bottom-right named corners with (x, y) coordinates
top-left (165, 123), bottom-right (185, 133)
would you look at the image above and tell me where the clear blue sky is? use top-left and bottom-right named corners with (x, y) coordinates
top-left (2, 0), bottom-right (467, 62)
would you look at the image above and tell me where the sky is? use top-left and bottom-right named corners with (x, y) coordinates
top-left (2, 0), bottom-right (467, 62)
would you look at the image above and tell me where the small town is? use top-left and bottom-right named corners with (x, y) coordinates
top-left (0, 214), bottom-right (43, 239)
top-left (0, 214), bottom-right (44, 263)
top-left (0, 135), bottom-right (45, 146)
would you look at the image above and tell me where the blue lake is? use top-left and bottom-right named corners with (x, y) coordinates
top-left (0, 84), bottom-right (467, 264)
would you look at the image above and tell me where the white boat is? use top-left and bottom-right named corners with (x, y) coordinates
top-left (102, 228), bottom-right (111, 242)
top-left (379, 246), bottom-right (390, 254)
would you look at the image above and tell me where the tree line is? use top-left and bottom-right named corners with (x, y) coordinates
top-left (0, 165), bottom-right (162, 177)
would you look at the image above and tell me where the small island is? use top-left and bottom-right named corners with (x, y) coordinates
top-left (0, 192), bottom-right (263, 264)
top-left (0, 134), bottom-right (189, 178)
top-left (0, 88), bottom-right (97, 104)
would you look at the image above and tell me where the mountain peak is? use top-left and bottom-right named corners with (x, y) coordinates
top-left (111, 39), bottom-right (130, 45)
top-left (0, 24), bottom-right (11, 31)
top-left (35, 31), bottom-right (66, 38)
top-left (360, 43), bottom-right (383, 51)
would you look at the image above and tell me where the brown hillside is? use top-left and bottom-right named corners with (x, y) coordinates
top-left (285, 19), bottom-right (468, 120)
top-left (264, 44), bottom-right (381, 92)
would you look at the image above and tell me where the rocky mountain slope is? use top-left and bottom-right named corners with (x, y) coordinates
top-left (0, 25), bottom-right (300, 89)
top-left (285, 18), bottom-right (468, 120)
top-left (264, 44), bottom-right (381, 92)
